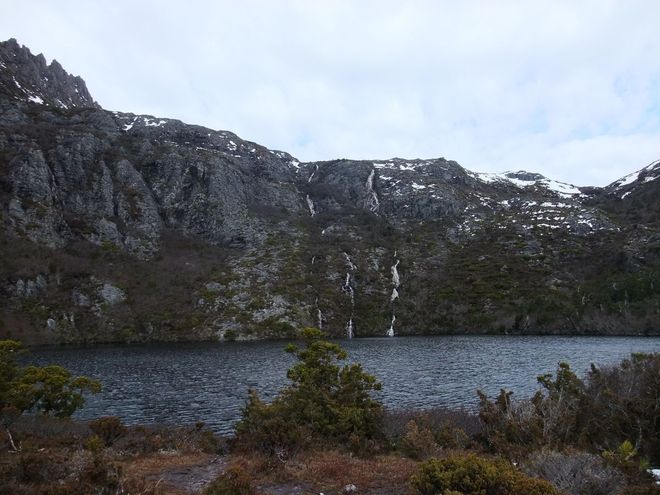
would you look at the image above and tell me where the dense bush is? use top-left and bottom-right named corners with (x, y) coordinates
top-left (410, 454), bottom-right (561, 495)
top-left (478, 353), bottom-right (660, 464)
top-left (235, 328), bottom-right (384, 456)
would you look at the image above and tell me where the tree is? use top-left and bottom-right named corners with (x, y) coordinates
top-left (0, 339), bottom-right (101, 451)
top-left (235, 328), bottom-right (384, 456)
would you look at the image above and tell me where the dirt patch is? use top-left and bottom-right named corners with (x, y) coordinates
top-left (153, 456), bottom-right (229, 494)
top-left (125, 453), bottom-right (229, 494)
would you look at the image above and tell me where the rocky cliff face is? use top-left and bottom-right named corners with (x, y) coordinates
top-left (1, 39), bottom-right (658, 344)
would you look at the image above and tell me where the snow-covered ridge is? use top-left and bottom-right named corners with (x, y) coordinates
top-left (471, 171), bottom-right (581, 198)
top-left (373, 160), bottom-right (434, 171)
top-left (610, 159), bottom-right (660, 193)
top-left (113, 112), bottom-right (170, 131)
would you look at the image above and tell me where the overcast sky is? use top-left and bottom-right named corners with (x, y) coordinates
top-left (2, 0), bottom-right (660, 186)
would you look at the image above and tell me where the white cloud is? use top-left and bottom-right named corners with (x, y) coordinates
top-left (2, 0), bottom-right (660, 186)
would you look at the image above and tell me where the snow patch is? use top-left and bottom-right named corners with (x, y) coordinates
top-left (143, 117), bottom-right (167, 127)
top-left (473, 172), bottom-right (580, 198)
top-left (123, 116), bottom-right (138, 131)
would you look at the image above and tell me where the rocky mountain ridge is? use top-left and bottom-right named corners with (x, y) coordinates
top-left (1, 39), bottom-right (658, 344)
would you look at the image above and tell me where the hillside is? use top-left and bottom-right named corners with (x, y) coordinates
top-left (0, 38), bottom-right (658, 344)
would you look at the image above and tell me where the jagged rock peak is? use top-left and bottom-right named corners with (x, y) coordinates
top-left (0, 38), bottom-right (99, 109)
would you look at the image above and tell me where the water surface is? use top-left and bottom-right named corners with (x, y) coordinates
top-left (28, 336), bottom-right (660, 434)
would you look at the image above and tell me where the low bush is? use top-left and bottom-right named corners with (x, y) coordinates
top-left (399, 420), bottom-right (438, 460)
top-left (410, 454), bottom-right (561, 495)
top-left (204, 466), bottom-right (253, 495)
top-left (522, 449), bottom-right (626, 495)
top-left (384, 407), bottom-right (480, 448)
top-left (89, 416), bottom-right (126, 446)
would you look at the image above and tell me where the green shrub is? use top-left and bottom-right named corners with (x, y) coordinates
top-left (410, 454), bottom-right (561, 495)
top-left (235, 328), bottom-right (384, 456)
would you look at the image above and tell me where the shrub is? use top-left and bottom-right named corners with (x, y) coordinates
top-left (235, 328), bottom-right (384, 456)
top-left (410, 454), bottom-right (561, 495)
top-left (89, 416), bottom-right (126, 446)
top-left (204, 466), bottom-right (253, 495)
top-left (399, 420), bottom-right (438, 460)
top-left (523, 449), bottom-right (626, 495)
top-left (478, 353), bottom-right (660, 463)
top-left (383, 407), bottom-right (480, 449)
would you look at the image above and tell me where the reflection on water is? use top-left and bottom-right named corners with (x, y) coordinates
top-left (28, 336), bottom-right (660, 434)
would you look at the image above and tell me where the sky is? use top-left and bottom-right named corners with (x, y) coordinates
top-left (2, 0), bottom-right (660, 186)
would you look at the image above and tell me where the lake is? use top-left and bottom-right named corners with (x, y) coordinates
top-left (28, 335), bottom-right (660, 434)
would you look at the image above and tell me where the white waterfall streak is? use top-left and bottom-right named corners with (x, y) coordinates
top-left (342, 252), bottom-right (357, 338)
top-left (364, 169), bottom-right (380, 213)
top-left (391, 259), bottom-right (400, 287)
top-left (343, 273), bottom-right (354, 305)
top-left (306, 194), bottom-right (316, 216)
top-left (390, 259), bottom-right (400, 302)
top-left (388, 255), bottom-right (400, 336)
top-left (343, 252), bottom-right (357, 271)
top-left (386, 315), bottom-right (395, 337)
top-left (308, 164), bottom-right (318, 183)
top-left (317, 309), bottom-right (323, 329)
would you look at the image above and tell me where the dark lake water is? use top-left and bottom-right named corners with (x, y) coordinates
top-left (28, 336), bottom-right (660, 434)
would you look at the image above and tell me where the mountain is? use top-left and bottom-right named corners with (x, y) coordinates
top-left (0, 39), bottom-right (658, 344)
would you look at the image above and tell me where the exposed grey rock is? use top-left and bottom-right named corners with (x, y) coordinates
top-left (0, 38), bottom-right (99, 109)
top-left (97, 283), bottom-right (126, 306)
top-left (72, 290), bottom-right (91, 307)
top-left (13, 274), bottom-right (47, 298)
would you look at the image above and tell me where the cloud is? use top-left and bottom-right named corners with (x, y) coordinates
top-left (2, 0), bottom-right (660, 185)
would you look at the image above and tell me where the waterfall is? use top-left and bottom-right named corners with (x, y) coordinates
top-left (343, 252), bottom-right (357, 271)
top-left (386, 315), bottom-right (395, 337)
top-left (343, 273), bottom-right (355, 305)
top-left (311, 256), bottom-right (316, 265)
top-left (306, 194), bottom-right (316, 217)
top-left (308, 164), bottom-right (319, 183)
top-left (391, 259), bottom-right (400, 288)
top-left (342, 253), bottom-right (357, 338)
top-left (388, 256), bottom-right (400, 336)
top-left (317, 309), bottom-right (324, 330)
top-left (364, 169), bottom-right (380, 213)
